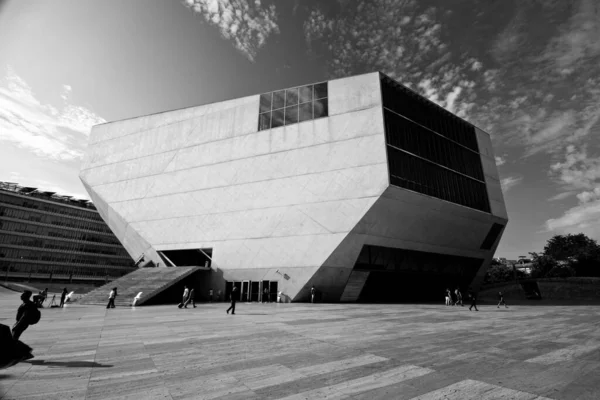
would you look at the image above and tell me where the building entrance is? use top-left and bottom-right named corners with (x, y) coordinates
top-left (225, 280), bottom-right (278, 302)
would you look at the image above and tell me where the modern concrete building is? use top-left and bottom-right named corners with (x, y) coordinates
top-left (80, 72), bottom-right (507, 303)
top-left (0, 181), bottom-right (135, 284)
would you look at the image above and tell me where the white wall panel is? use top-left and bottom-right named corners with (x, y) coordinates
top-left (329, 72), bottom-right (381, 116)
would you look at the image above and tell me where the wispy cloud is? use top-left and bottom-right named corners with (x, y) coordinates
top-left (183, 0), bottom-right (279, 62)
top-left (500, 176), bottom-right (523, 193)
top-left (548, 192), bottom-right (575, 202)
top-left (0, 66), bottom-right (105, 161)
top-left (545, 144), bottom-right (600, 235)
top-left (539, 0), bottom-right (600, 75)
top-left (495, 156), bottom-right (506, 166)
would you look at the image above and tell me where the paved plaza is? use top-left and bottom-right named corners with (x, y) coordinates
top-left (1, 291), bottom-right (600, 400)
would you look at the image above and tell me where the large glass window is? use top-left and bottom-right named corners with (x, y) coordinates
top-left (381, 75), bottom-right (479, 151)
top-left (387, 146), bottom-right (490, 213)
top-left (258, 82), bottom-right (328, 131)
top-left (381, 75), bottom-right (490, 213)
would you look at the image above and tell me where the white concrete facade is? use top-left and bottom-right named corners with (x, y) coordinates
top-left (81, 72), bottom-right (507, 302)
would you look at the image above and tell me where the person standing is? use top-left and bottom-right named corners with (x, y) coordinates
top-left (445, 288), bottom-right (451, 306)
top-left (468, 289), bottom-right (478, 311)
top-left (12, 291), bottom-right (41, 340)
top-left (184, 288), bottom-right (196, 308)
top-left (263, 287), bottom-right (269, 303)
top-left (208, 288), bottom-right (213, 303)
top-left (310, 286), bottom-right (316, 303)
top-left (497, 291), bottom-right (508, 308)
top-left (106, 287), bottom-right (117, 309)
top-left (455, 288), bottom-right (463, 306)
top-left (59, 288), bottom-right (68, 308)
top-left (226, 286), bottom-right (238, 315)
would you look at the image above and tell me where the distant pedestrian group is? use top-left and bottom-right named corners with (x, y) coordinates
top-left (445, 288), bottom-right (462, 306)
top-left (178, 286), bottom-right (196, 308)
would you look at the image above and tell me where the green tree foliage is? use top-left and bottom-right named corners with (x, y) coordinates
top-left (531, 233), bottom-right (600, 278)
top-left (484, 263), bottom-right (526, 284)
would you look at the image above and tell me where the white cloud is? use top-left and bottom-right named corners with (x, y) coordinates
top-left (500, 176), bottom-right (523, 193)
top-left (495, 156), bottom-right (506, 166)
top-left (548, 192), bottom-right (575, 201)
top-left (540, 0), bottom-right (600, 74)
top-left (545, 199), bottom-right (600, 236)
top-left (576, 187), bottom-right (600, 203)
top-left (184, 0), bottom-right (279, 62)
top-left (0, 66), bottom-right (105, 161)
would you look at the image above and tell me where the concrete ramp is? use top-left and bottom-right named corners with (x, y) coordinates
top-left (76, 267), bottom-right (202, 307)
top-left (340, 271), bottom-right (370, 302)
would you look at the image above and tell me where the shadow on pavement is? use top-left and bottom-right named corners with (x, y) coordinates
top-left (26, 360), bottom-right (112, 368)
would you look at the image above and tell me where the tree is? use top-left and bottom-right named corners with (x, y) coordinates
top-left (531, 233), bottom-right (600, 278)
top-left (484, 263), bottom-right (525, 284)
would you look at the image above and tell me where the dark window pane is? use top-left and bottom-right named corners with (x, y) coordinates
top-left (285, 105), bottom-right (298, 125)
top-left (299, 102), bottom-right (312, 122)
top-left (314, 82), bottom-right (328, 99)
top-left (259, 93), bottom-right (272, 113)
top-left (271, 108), bottom-right (284, 128)
top-left (258, 112), bottom-right (271, 131)
top-left (285, 88), bottom-right (299, 107)
top-left (299, 85), bottom-right (312, 103)
top-left (313, 98), bottom-right (328, 118)
top-left (273, 90), bottom-right (285, 110)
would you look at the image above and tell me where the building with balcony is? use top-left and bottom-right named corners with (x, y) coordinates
top-left (80, 72), bottom-right (507, 303)
top-left (0, 182), bottom-right (135, 284)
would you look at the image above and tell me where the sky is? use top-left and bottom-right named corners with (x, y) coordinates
top-left (0, 0), bottom-right (599, 260)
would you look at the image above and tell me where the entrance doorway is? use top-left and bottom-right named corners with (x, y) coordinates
top-left (250, 281), bottom-right (260, 302)
top-left (225, 280), bottom-right (278, 302)
top-left (241, 280), bottom-right (250, 302)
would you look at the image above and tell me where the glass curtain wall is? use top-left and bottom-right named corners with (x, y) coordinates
top-left (381, 74), bottom-right (491, 213)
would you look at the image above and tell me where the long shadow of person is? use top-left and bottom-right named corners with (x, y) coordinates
top-left (26, 360), bottom-right (112, 368)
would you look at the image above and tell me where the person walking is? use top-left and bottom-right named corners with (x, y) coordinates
top-left (106, 287), bottom-right (117, 309)
top-left (178, 286), bottom-right (189, 308)
top-left (468, 289), bottom-right (478, 311)
top-left (12, 291), bottom-right (41, 340)
top-left (497, 291), bottom-right (508, 308)
top-left (59, 288), bottom-right (68, 308)
top-left (310, 286), bottom-right (316, 303)
top-left (455, 288), bottom-right (463, 306)
top-left (184, 288), bottom-right (196, 308)
top-left (226, 286), bottom-right (238, 315)
top-left (208, 288), bottom-right (213, 303)
top-left (445, 288), bottom-right (453, 306)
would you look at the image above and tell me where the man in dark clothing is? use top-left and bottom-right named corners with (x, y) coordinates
top-left (468, 290), bottom-right (478, 311)
top-left (310, 286), bottom-right (316, 303)
top-left (60, 288), bottom-right (68, 308)
top-left (497, 291), bottom-right (508, 308)
top-left (13, 291), bottom-right (38, 340)
top-left (226, 286), bottom-right (238, 315)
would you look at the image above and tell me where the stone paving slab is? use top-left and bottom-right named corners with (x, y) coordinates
top-left (1, 292), bottom-right (600, 399)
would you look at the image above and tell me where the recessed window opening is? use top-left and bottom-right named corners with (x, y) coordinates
top-left (158, 249), bottom-right (212, 267)
top-left (258, 82), bottom-right (328, 131)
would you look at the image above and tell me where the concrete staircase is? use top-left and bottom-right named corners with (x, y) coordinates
top-left (340, 270), bottom-right (370, 302)
top-left (76, 267), bottom-right (201, 307)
